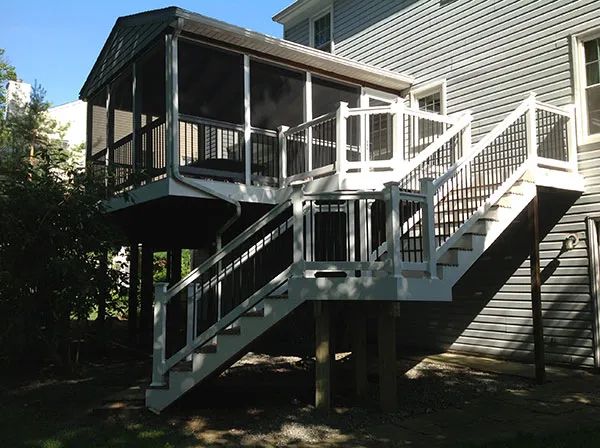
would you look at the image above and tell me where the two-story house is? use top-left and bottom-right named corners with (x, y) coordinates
top-left (80, 1), bottom-right (599, 413)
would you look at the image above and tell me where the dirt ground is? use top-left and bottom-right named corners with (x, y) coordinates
top-left (5, 346), bottom-right (600, 448)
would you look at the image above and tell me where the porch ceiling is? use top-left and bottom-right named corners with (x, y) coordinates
top-left (80, 7), bottom-right (413, 100)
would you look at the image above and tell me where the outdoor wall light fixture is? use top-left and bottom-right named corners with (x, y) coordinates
top-left (561, 233), bottom-right (580, 253)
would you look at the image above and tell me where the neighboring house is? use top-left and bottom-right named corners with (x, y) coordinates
top-left (4, 80), bottom-right (32, 118)
top-left (79, 3), bottom-right (595, 413)
top-left (48, 99), bottom-right (87, 166)
top-left (4, 80), bottom-right (86, 165)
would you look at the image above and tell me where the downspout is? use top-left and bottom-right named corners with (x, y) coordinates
top-left (167, 20), bottom-right (241, 251)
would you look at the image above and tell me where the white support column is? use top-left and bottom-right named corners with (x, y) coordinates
top-left (305, 73), bottom-right (313, 172)
top-left (391, 100), bottom-right (404, 165)
top-left (526, 93), bottom-right (538, 165)
top-left (335, 102), bottom-right (349, 175)
top-left (360, 91), bottom-right (369, 170)
top-left (244, 55), bottom-right (252, 185)
top-left (278, 125), bottom-right (289, 185)
top-left (291, 184), bottom-right (305, 277)
top-left (420, 178), bottom-right (438, 279)
top-left (348, 201), bottom-right (356, 262)
top-left (186, 284), bottom-right (195, 361)
top-left (384, 181), bottom-right (402, 277)
top-left (565, 104), bottom-right (578, 173)
top-left (151, 283), bottom-right (169, 387)
top-left (165, 33), bottom-right (179, 175)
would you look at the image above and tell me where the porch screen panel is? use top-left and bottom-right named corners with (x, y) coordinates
top-left (249, 60), bottom-right (304, 130)
top-left (311, 76), bottom-right (360, 118)
top-left (111, 70), bottom-right (133, 143)
top-left (90, 89), bottom-right (107, 156)
top-left (178, 40), bottom-right (244, 124)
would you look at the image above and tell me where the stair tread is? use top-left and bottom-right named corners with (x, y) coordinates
top-left (196, 343), bottom-right (217, 354)
top-left (218, 327), bottom-right (241, 336)
top-left (244, 309), bottom-right (265, 317)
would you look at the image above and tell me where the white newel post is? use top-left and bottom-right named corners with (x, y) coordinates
top-left (278, 125), bottom-right (289, 185)
top-left (565, 104), bottom-right (578, 173)
top-left (186, 284), bottom-right (195, 361)
top-left (151, 283), bottom-right (169, 387)
top-left (420, 178), bottom-right (438, 279)
top-left (336, 102), bottom-right (349, 176)
top-left (392, 100), bottom-right (404, 164)
top-left (384, 182), bottom-right (402, 277)
top-left (291, 184), bottom-right (305, 277)
top-left (526, 93), bottom-right (538, 165)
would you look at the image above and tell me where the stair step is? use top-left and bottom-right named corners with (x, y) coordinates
top-left (172, 361), bottom-right (192, 372)
top-left (196, 343), bottom-right (217, 354)
top-left (266, 295), bottom-right (288, 300)
top-left (244, 309), bottom-right (265, 318)
top-left (218, 327), bottom-right (241, 336)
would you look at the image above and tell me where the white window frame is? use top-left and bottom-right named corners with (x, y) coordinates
top-left (309, 6), bottom-right (334, 54)
top-left (572, 29), bottom-right (600, 145)
top-left (409, 80), bottom-right (447, 115)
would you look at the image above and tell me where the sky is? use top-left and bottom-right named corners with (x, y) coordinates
top-left (1, 0), bottom-right (291, 106)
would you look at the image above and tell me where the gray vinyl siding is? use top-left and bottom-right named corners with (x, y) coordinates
top-left (284, 18), bottom-right (310, 46)
top-left (300, 0), bottom-right (600, 367)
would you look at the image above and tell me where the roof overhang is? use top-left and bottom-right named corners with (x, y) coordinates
top-left (273, 0), bottom-right (317, 26)
top-left (80, 7), bottom-right (413, 99)
top-left (177, 9), bottom-right (413, 92)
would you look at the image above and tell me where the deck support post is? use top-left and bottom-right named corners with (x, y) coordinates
top-left (140, 245), bottom-right (154, 346)
top-left (151, 283), bottom-right (169, 387)
top-left (315, 301), bottom-right (332, 411)
top-left (353, 305), bottom-right (368, 401)
top-left (128, 243), bottom-right (140, 343)
top-left (378, 302), bottom-right (397, 412)
top-left (384, 182), bottom-right (402, 277)
top-left (529, 193), bottom-right (546, 384)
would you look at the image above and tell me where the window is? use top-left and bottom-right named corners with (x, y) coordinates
top-left (311, 11), bottom-right (332, 53)
top-left (418, 92), bottom-right (442, 114)
top-left (584, 37), bottom-right (600, 135)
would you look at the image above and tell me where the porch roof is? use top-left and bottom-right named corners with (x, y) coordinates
top-left (80, 6), bottom-right (413, 100)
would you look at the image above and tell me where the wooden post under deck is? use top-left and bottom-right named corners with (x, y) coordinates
top-left (128, 244), bottom-right (140, 343)
top-left (378, 302), bottom-right (398, 412)
top-left (353, 306), bottom-right (368, 400)
top-left (529, 193), bottom-right (546, 384)
top-left (315, 302), bottom-right (332, 411)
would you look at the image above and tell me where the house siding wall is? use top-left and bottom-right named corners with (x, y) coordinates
top-left (284, 18), bottom-right (310, 47)
top-left (283, 0), bottom-right (600, 368)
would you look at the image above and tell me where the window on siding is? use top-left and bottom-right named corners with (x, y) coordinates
top-left (418, 92), bottom-right (442, 114)
top-left (584, 37), bottom-right (600, 135)
top-left (313, 13), bottom-right (332, 53)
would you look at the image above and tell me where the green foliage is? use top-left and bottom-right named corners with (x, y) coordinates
top-left (0, 83), bottom-right (124, 369)
top-left (0, 48), bottom-right (17, 114)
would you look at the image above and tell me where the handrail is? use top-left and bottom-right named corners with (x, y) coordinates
top-left (166, 198), bottom-right (293, 299)
top-left (162, 266), bottom-right (292, 373)
top-left (179, 113), bottom-right (245, 133)
top-left (403, 107), bottom-right (460, 125)
top-left (535, 101), bottom-right (572, 117)
top-left (284, 111), bottom-right (337, 136)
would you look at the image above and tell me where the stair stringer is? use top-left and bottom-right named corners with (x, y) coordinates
top-left (437, 174), bottom-right (537, 286)
top-left (146, 287), bottom-right (304, 413)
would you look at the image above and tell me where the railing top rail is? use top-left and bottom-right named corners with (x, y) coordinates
top-left (303, 191), bottom-right (384, 201)
top-left (535, 101), bottom-right (573, 118)
top-left (179, 113), bottom-right (245, 133)
top-left (347, 105), bottom-right (393, 116)
top-left (284, 111), bottom-right (337, 136)
top-left (138, 116), bottom-right (166, 134)
top-left (251, 126), bottom-right (278, 137)
top-left (166, 198), bottom-right (292, 299)
top-left (403, 107), bottom-right (460, 125)
top-left (89, 148), bottom-right (107, 160)
top-left (110, 132), bottom-right (133, 149)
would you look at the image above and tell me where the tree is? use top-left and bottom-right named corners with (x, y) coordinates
top-left (0, 48), bottom-right (17, 113)
top-left (0, 84), bottom-right (124, 370)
